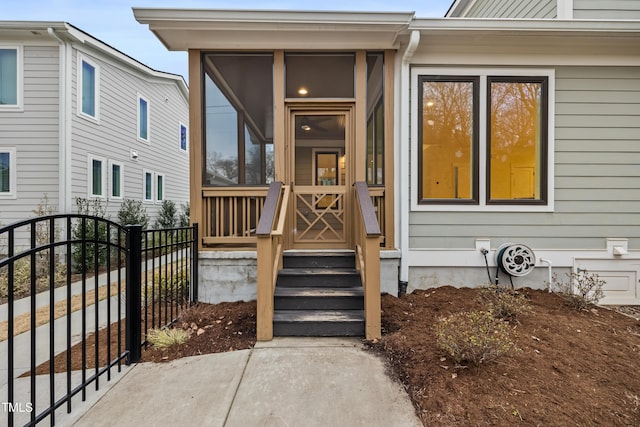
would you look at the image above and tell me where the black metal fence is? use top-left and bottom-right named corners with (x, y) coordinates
top-left (0, 215), bottom-right (198, 426)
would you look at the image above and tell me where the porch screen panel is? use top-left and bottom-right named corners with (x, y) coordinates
top-left (419, 77), bottom-right (478, 203)
top-left (285, 53), bottom-right (354, 98)
top-left (488, 78), bottom-right (546, 202)
top-left (366, 53), bottom-right (384, 185)
top-left (203, 53), bottom-right (274, 186)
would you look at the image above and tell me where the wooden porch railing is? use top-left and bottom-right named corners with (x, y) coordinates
top-left (354, 182), bottom-right (382, 340)
top-left (368, 186), bottom-right (386, 248)
top-left (255, 181), bottom-right (290, 341)
top-left (201, 187), bottom-right (269, 247)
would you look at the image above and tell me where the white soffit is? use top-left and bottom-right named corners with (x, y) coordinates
top-left (133, 8), bottom-right (415, 50)
top-left (408, 18), bottom-right (640, 65)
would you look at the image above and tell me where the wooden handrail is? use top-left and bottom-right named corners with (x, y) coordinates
top-left (354, 182), bottom-right (381, 236)
top-left (354, 181), bottom-right (381, 340)
top-left (273, 185), bottom-right (290, 236)
top-left (256, 181), bottom-right (289, 341)
top-left (256, 181), bottom-right (283, 236)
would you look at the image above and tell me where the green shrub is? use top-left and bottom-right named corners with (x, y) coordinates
top-left (479, 285), bottom-right (531, 321)
top-left (0, 257), bottom-right (66, 299)
top-left (146, 327), bottom-right (189, 349)
top-left (72, 198), bottom-right (109, 273)
top-left (155, 200), bottom-right (177, 229)
top-left (145, 268), bottom-right (190, 304)
top-left (551, 270), bottom-right (606, 310)
top-left (0, 195), bottom-right (66, 298)
top-left (117, 199), bottom-right (149, 229)
top-left (178, 202), bottom-right (190, 227)
top-left (435, 310), bottom-right (518, 366)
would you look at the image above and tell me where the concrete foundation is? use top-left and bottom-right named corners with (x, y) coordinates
top-left (407, 266), bottom-right (571, 293)
top-left (198, 251), bottom-right (257, 303)
top-left (198, 250), bottom-right (402, 303)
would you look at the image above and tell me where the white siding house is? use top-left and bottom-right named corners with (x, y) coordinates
top-left (0, 22), bottom-right (189, 236)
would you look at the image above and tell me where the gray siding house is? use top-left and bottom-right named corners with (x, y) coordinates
top-left (0, 22), bottom-right (189, 235)
top-left (135, 0), bottom-right (640, 315)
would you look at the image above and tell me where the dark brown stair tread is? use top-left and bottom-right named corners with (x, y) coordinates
top-left (274, 310), bottom-right (364, 322)
top-left (275, 287), bottom-right (363, 297)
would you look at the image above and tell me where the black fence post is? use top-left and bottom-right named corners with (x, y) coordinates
top-left (125, 225), bottom-right (142, 364)
top-left (192, 223), bottom-right (199, 303)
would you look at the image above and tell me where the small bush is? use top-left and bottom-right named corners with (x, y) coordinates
top-left (155, 200), bottom-right (177, 229)
top-left (435, 310), bottom-right (518, 366)
top-left (479, 285), bottom-right (531, 321)
top-left (178, 202), bottom-right (190, 227)
top-left (0, 257), bottom-right (66, 299)
top-left (72, 198), bottom-right (109, 273)
top-left (146, 327), bottom-right (189, 349)
top-left (551, 270), bottom-right (606, 310)
top-left (146, 269), bottom-right (190, 304)
top-left (117, 199), bottom-right (149, 229)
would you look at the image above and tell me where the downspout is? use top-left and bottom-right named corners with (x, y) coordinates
top-left (398, 30), bottom-right (420, 287)
top-left (48, 27), bottom-right (72, 214)
top-left (539, 258), bottom-right (553, 292)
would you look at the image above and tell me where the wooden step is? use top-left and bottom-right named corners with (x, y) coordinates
top-left (274, 287), bottom-right (364, 310)
top-left (283, 251), bottom-right (355, 269)
top-left (276, 268), bottom-right (361, 288)
top-left (273, 310), bottom-right (364, 336)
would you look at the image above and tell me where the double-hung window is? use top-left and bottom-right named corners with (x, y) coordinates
top-left (156, 174), bottom-right (164, 202)
top-left (109, 160), bottom-right (123, 200)
top-left (143, 170), bottom-right (153, 202)
top-left (138, 95), bottom-right (150, 142)
top-left (142, 170), bottom-right (165, 203)
top-left (0, 47), bottom-right (22, 109)
top-left (413, 68), bottom-right (553, 211)
top-left (78, 54), bottom-right (99, 120)
top-left (0, 148), bottom-right (16, 198)
top-left (88, 155), bottom-right (106, 198)
top-left (179, 123), bottom-right (188, 152)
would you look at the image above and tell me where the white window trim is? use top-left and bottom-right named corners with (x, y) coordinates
top-left (179, 122), bottom-right (188, 153)
top-left (156, 173), bottom-right (165, 203)
top-left (87, 154), bottom-right (107, 199)
top-left (143, 169), bottom-right (154, 203)
top-left (77, 53), bottom-right (100, 123)
top-left (0, 147), bottom-right (17, 199)
top-left (0, 45), bottom-right (23, 111)
top-left (137, 94), bottom-right (150, 144)
top-left (108, 160), bottom-right (124, 200)
top-left (410, 67), bottom-right (555, 212)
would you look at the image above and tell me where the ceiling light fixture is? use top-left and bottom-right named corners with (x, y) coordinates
top-left (298, 87), bottom-right (308, 96)
top-left (301, 124), bottom-right (311, 131)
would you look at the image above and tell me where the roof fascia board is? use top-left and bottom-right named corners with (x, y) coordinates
top-left (133, 8), bottom-right (415, 26)
top-left (410, 18), bottom-right (640, 33)
top-left (133, 8), bottom-right (414, 51)
top-left (0, 21), bottom-right (188, 99)
top-left (62, 23), bottom-right (188, 100)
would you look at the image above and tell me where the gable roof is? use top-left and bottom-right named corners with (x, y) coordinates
top-left (0, 21), bottom-right (188, 100)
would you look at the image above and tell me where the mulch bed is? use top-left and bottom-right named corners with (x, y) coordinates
top-left (24, 287), bottom-right (640, 426)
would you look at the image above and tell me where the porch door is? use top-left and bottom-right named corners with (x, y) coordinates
top-left (288, 108), bottom-right (353, 249)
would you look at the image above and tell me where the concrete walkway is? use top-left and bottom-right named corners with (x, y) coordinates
top-left (72, 338), bottom-right (422, 427)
